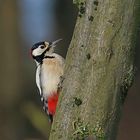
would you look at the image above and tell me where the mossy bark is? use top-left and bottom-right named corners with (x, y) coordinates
top-left (49, 0), bottom-right (140, 140)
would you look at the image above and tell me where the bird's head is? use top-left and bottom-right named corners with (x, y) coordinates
top-left (31, 39), bottom-right (62, 63)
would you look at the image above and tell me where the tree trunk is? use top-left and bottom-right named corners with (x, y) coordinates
top-left (49, 0), bottom-right (140, 139)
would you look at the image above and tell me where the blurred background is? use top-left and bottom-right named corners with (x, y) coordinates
top-left (0, 0), bottom-right (139, 140)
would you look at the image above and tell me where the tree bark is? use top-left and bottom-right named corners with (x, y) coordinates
top-left (49, 0), bottom-right (140, 139)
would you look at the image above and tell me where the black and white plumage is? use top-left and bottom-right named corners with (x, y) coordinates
top-left (31, 39), bottom-right (64, 122)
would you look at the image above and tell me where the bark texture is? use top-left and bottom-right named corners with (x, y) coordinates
top-left (49, 0), bottom-right (140, 139)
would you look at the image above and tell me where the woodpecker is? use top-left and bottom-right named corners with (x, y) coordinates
top-left (31, 39), bottom-right (64, 122)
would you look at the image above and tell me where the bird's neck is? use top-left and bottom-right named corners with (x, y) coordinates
top-left (33, 50), bottom-right (47, 64)
top-left (34, 53), bottom-right (55, 66)
top-left (44, 55), bottom-right (55, 59)
top-left (44, 52), bottom-right (54, 58)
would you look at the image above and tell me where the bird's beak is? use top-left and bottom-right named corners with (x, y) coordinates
top-left (50, 39), bottom-right (62, 48)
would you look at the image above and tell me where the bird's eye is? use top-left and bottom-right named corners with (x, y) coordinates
top-left (40, 45), bottom-right (45, 49)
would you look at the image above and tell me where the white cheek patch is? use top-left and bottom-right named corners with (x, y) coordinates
top-left (32, 48), bottom-right (46, 56)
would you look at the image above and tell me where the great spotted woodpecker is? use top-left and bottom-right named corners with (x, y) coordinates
top-left (31, 39), bottom-right (64, 122)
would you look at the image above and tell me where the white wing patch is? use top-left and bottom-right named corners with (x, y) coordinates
top-left (36, 65), bottom-right (42, 95)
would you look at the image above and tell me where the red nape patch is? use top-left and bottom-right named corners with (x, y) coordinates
top-left (48, 93), bottom-right (59, 115)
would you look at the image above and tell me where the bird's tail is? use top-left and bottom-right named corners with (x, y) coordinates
top-left (43, 92), bottom-right (59, 123)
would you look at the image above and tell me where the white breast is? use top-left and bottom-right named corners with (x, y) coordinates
top-left (40, 54), bottom-right (64, 99)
